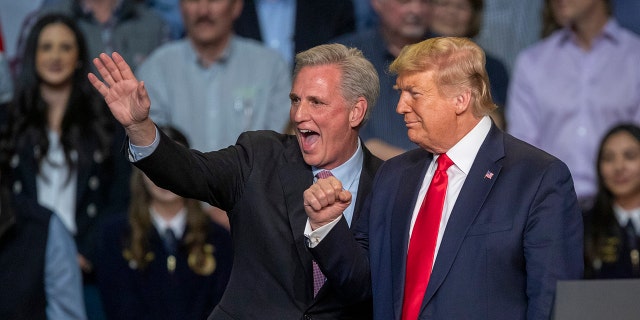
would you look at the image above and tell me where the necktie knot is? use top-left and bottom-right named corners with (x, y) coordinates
top-left (316, 170), bottom-right (334, 180)
top-left (436, 153), bottom-right (453, 172)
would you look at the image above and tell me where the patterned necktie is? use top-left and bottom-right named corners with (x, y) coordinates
top-left (401, 154), bottom-right (454, 320)
top-left (311, 170), bottom-right (333, 297)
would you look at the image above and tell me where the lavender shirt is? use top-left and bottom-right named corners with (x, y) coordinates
top-left (506, 19), bottom-right (640, 200)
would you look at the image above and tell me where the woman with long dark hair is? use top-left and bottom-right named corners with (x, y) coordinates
top-left (0, 13), bottom-right (131, 318)
top-left (584, 123), bottom-right (640, 278)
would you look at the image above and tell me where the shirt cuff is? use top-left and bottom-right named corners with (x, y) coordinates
top-left (304, 216), bottom-right (342, 248)
top-left (128, 127), bottom-right (160, 162)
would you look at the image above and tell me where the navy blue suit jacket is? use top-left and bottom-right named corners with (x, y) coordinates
top-left (313, 123), bottom-right (584, 319)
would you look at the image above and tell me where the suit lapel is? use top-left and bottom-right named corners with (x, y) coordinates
top-left (392, 150), bottom-right (433, 318)
top-left (353, 143), bottom-right (382, 223)
top-left (279, 142), bottom-right (315, 292)
top-left (421, 125), bottom-right (505, 308)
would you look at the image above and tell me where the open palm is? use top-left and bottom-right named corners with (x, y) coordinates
top-left (88, 52), bottom-right (151, 128)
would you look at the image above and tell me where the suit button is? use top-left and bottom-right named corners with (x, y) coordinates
top-left (93, 150), bottom-right (104, 163)
top-left (10, 154), bottom-right (19, 168)
top-left (12, 181), bottom-right (22, 194)
top-left (304, 315), bottom-right (311, 320)
top-left (88, 176), bottom-right (100, 190)
top-left (87, 204), bottom-right (97, 218)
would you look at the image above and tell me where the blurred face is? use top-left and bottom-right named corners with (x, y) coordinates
top-left (599, 131), bottom-right (640, 203)
top-left (142, 174), bottom-right (183, 205)
top-left (290, 64), bottom-right (363, 169)
top-left (429, 0), bottom-right (473, 37)
top-left (180, 0), bottom-right (242, 47)
top-left (395, 70), bottom-right (458, 153)
top-left (35, 23), bottom-right (78, 89)
top-left (372, 0), bottom-right (431, 40)
top-left (551, 0), bottom-right (603, 27)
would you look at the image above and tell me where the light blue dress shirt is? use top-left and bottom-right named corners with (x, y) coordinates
top-left (311, 140), bottom-right (364, 226)
top-left (45, 214), bottom-right (86, 320)
top-left (136, 36), bottom-right (291, 152)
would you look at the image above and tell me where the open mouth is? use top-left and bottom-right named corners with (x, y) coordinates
top-left (298, 129), bottom-right (320, 151)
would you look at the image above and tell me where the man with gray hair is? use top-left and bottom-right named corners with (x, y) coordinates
top-left (89, 43), bottom-right (382, 319)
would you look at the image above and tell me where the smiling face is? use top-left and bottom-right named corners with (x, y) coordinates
top-left (35, 22), bottom-right (79, 89)
top-left (289, 64), bottom-right (365, 169)
top-left (599, 131), bottom-right (640, 205)
top-left (395, 69), bottom-right (458, 153)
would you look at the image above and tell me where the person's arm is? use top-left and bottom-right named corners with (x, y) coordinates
top-left (88, 52), bottom-right (156, 146)
top-left (524, 159), bottom-right (583, 318)
top-left (303, 176), bottom-right (371, 302)
top-left (45, 214), bottom-right (87, 320)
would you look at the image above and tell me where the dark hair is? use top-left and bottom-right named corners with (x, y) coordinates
top-left (585, 123), bottom-right (640, 275)
top-left (465, 0), bottom-right (484, 38)
top-left (1, 13), bottom-right (113, 180)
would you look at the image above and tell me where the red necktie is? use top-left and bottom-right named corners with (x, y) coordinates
top-left (401, 154), bottom-right (453, 320)
top-left (312, 170), bottom-right (333, 296)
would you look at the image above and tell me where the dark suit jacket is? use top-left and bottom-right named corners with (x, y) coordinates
top-left (313, 123), bottom-right (584, 320)
top-left (234, 0), bottom-right (355, 56)
top-left (135, 129), bottom-right (382, 319)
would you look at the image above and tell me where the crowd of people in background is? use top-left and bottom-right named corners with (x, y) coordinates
top-left (0, 0), bottom-right (639, 319)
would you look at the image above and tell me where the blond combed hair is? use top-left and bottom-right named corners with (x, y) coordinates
top-left (389, 37), bottom-right (496, 117)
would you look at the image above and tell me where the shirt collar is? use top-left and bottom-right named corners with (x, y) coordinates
top-left (186, 36), bottom-right (234, 68)
top-left (150, 206), bottom-right (188, 239)
top-left (312, 138), bottom-right (363, 185)
top-left (614, 204), bottom-right (640, 231)
top-left (445, 116), bottom-right (492, 175)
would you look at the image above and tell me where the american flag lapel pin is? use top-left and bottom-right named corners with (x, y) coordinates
top-left (484, 170), bottom-right (494, 180)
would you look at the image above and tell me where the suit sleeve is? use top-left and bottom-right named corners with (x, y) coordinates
top-left (309, 187), bottom-right (374, 303)
top-left (524, 159), bottom-right (583, 319)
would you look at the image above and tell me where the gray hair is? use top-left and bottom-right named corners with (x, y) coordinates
top-left (293, 43), bottom-right (380, 123)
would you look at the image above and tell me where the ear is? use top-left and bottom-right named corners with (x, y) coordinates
top-left (453, 89), bottom-right (471, 115)
top-left (349, 97), bottom-right (368, 128)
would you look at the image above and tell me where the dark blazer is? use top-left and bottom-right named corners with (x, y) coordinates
top-left (0, 192), bottom-right (51, 320)
top-left (135, 129), bottom-right (382, 320)
top-left (8, 124), bottom-right (132, 281)
top-left (96, 215), bottom-right (233, 320)
top-left (313, 123), bottom-right (584, 320)
top-left (234, 0), bottom-right (356, 57)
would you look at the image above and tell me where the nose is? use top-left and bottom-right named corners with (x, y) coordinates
top-left (396, 93), bottom-right (411, 115)
top-left (291, 101), bottom-right (310, 123)
top-left (195, 0), bottom-right (210, 15)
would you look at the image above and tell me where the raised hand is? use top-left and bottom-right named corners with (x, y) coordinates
top-left (303, 176), bottom-right (351, 230)
top-left (88, 52), bottom-right (151, 128)
top-left (88, 52), bottom-right (156, 145)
